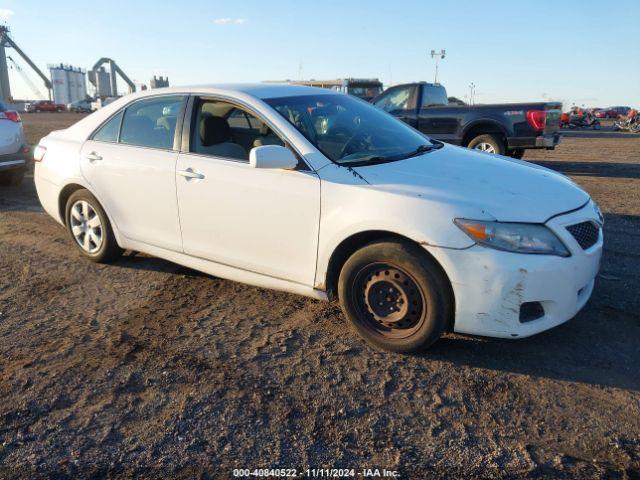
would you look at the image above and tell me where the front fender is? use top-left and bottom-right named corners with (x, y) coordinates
top-left (314, 164), bottom-right (485, 290)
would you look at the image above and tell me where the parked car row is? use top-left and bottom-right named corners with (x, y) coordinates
top-left (24, 100), bottom-right (66, 113)
top-left (22, 98), bottom-right (116, 113)
top-left (594, 106), bottom-right (632, 119)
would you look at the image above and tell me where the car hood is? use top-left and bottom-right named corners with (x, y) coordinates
top-left (352, 144), bottom-right (589, 223)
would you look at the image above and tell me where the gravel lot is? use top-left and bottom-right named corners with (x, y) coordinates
top-left (1, 114), bottom-right (639, 478)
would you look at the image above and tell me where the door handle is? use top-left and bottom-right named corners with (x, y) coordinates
top-left (85, 152), bottom-right (102, 162)
top-left (177, 168), bottom-right (205, 180)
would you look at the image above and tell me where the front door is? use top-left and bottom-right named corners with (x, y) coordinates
top-left (175, 97), bottom-right (321, 286)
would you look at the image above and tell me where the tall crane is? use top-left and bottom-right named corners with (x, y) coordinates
top-left (6, 55), bottom-right (45, 99)
top-left (0, 26), bottom-right (52, 101)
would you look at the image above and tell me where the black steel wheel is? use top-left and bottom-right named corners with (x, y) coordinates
top-left (351, 263), bottom-right (426, 339)
top-left (338, 240), bottom-right (452, 353)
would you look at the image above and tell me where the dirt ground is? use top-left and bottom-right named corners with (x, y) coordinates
top-left (1, 114), bottom-right (639, 479)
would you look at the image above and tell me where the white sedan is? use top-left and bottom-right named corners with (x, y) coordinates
top-left (34, 85), bottom-right (603, 352)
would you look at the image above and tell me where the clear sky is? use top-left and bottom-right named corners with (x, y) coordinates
top-left (3, 0), bottom-right (639, 108)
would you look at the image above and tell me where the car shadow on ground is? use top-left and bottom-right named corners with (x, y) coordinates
top-left (530, 160), bottom-right (640, 179)
top-left (113, 253), bottom-right (209, 278)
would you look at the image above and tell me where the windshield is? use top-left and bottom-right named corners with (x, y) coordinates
top-left (265, 94), bottom-right (439, 165)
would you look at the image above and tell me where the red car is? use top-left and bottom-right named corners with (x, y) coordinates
top-left (24, 100), bottom-right (66, 113)
top-left (597, 107), bottom-right (630, 119)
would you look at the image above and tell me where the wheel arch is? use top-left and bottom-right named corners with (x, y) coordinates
top-left (57, 182), bottom-right (125, 248)
top-left (58, 183), bottom-right (87, 225)
top-left (461, 119), bottom-right (508, 147)
top-left (323, 229), bottom-right (455, 331)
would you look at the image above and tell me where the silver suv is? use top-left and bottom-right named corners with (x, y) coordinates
top-left (0, 102), bottom-right (28, 186)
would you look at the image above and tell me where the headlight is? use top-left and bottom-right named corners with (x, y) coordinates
top-left (454, 219), bottom-right (570, 257)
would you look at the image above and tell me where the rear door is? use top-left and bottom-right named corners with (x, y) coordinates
top-left (80, 95), bottom-right (186, 251)
top-left (416, 85), bottom-right (460, 142)
top-left (175, 96), bottom-right (321, 286)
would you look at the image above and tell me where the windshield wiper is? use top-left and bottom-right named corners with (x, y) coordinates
top-left (402, 142), bottom-right (443, 159)
top-left (340, 155), bottom-right (393, 166)
top-left (339, 142), bottom-right (444, 167)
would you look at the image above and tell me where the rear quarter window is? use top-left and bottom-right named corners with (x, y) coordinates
top-left (92, 111), bottom-right (124, 143)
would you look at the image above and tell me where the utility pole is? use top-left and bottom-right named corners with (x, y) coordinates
top-left (430, 49), bottom-right (446, 84)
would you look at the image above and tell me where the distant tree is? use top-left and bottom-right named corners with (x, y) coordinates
top-left (448, 96), bottom-right (466, 106)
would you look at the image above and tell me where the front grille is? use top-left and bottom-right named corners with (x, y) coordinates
top-left (566, 221), bottom-right (599, 250)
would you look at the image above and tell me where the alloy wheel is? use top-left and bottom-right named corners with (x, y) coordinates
top-left (69, 200), bottom-right (103, 254)
top-left (474, 142), bottom-right (496, 153)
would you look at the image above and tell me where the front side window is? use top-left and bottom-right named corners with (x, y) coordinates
top-left (266, 94), bottom-right (438, 165)
top-left (191, 99), bottom-right (284, 161)
top-left (93, 111), bottom-right (124, 143)
top-left (120, 96), bottom-right (183, 150)
top-left (373, 87), bottom-right (414, 113)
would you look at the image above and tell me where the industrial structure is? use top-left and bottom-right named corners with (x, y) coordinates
top-left (88, 57), bottom-right (135, 98)
top-left (150, 75), bottom-right (169, 89)
top-left (0, 25), bottom-right (145, 107)
top-left (0, 26), bottom-right (52, 101)
top-left (49, 64), bottom-right (87, 104)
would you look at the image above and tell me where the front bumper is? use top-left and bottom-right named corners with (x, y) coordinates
top-left (427, 201), bottom-right (603, 338)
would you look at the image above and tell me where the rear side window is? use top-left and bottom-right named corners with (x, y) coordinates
top-left (93, 111), bottom-right (123, 143)
top-left (420, 86), bottom-right (448, 107)
top-left (120, 96), bottom-right (184, 150)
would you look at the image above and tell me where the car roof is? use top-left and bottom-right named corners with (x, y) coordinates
top-left (133, 83), bottom-right (336, 100)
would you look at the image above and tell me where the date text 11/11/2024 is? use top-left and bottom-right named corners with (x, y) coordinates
top-left (232, 468), bottom-right (400, 478)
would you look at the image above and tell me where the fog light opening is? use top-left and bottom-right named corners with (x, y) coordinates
top-left (519, 301), bottom-right (545, 323)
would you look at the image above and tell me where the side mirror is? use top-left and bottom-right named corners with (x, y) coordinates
top-left (249, 145), bottom-right (298, 170)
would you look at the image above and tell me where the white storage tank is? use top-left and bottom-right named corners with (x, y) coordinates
top-left (49, 64), bottom-right (87, 104)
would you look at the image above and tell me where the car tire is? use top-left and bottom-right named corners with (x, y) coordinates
top-left (65, 189), bottom-right (123, 263)
top-left (338, 240), bottom-right (451, 353)
top-left (0, 169), bottom-right (25, 186)
top-left (507, 148), bottom-right (525, 160)
top-left (467, 134), bottom-right (505, 155)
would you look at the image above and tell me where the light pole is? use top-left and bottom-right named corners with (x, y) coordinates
top-left (430, 49), bottom-right (446, 84)
top-left (469, 82), bottom-right (476, 105)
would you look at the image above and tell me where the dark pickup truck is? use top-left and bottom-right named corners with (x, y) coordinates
top-left (372, 82), bottom-right (561, 158)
